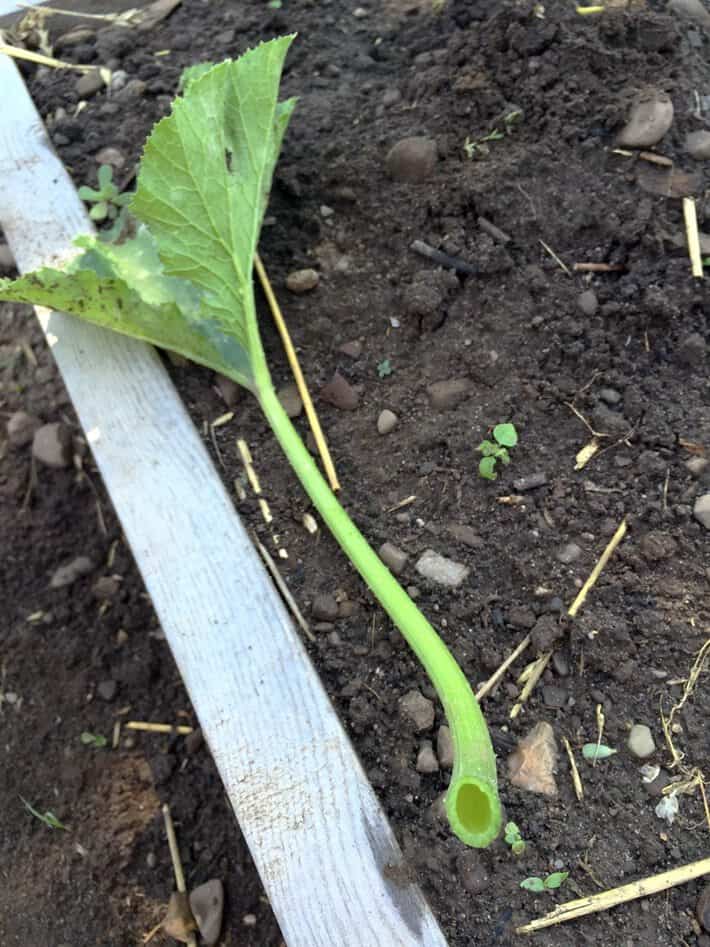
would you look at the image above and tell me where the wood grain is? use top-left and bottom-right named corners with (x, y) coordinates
top-left (0, 55), bottom-right (449, 946)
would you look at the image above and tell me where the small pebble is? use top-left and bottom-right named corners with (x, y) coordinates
top-left (542, 685), bottom-right (567, 709)
top-left (379, 541), bottom-right (409, 575)
top-left (577, 290), bottom-right (598, 316)
top-left (416, 549), bottom-right (469, 588)
top-left (6, 410), bottom-right (40, 448)
top-left (617, 89), bottom-right (673, 148)
top-left (32, 422), bottom-right (73, 468)
top-left (677, 331), bottom-right (707, 367)
top-left (447, 524), bottom-right (484, 548)
top-left (243, 914), bottom-right (257, 927)
top-left (94, 146), bottom-right (125, 168)
top-left (50, 555), bottom-right (94, 589)
top-left (436, 725), bottom-right (454, 769)
top-left (628, 723), bottom-right (655, 759)
top-left (93, 576), bottom-right (120, 599)
top-left (382, 88), bottom-right (402, 108)
top-left (146, 852), bottom-right (157, 869)
top-left (416, 740), bottom-right (439, 774)
top-left (97, 679), bottom-right (118, 702)
top-left (669, 0), bottom-right (710, 28)
top-left (339, 340), bottom-right (362, 359)
top-left (697, 884), bottom-right (710, 933)
top-left (377, 409), bottom-right (398, 435)
top-left (507, 721), bottom-right (558, 796)
top-left (320, 372), bottom-right (359, 411)
top-left (512, 472), bottom-right (548, 492)
top-left (694, 494), bottom-right (710, 530)
top-left (399, 689), bottom-right (435, 732)
top-left (116, 79), bottom-right (147, 100)
top-left (312, 593), bottom-right (339, 622)
top-left (556, 542), bottom-right (582, 564)
top-left (686, 130), bottom-right (710, 160)
top-left (277, 383), bottom-right (303, 419)
top-left (385, 137), bottom-right (437, 183)
top-left (599, 387), bottom-right (621, 406)
top-left (76, 71), bottom-right (104, 99)
top-left (551, 652), bottom-right (570, 677)
top-left (686, 456), bottom-right (708, 477)
top-left (189, 879), bottom-right (224, 947)
top-left (426, 378), bottom-right (472, 410)
top-left (286, 268), bottom-right (319, 294)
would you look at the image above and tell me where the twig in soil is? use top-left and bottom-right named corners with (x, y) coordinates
top-left (253, 533), bottom-right (314, 642)
top-left (516, 856), bottom-right (710, 933)
top-left (410, 239), bottom-right (478, 276)
top-left (162, 803), bottom-right (198, 947)
top-left (562, 737), bottom-right (584, 801)
top-left (254, 253), bottom-right (341, 492)
top-left (683, 197), bottom-right (704, 278)
top-left (592, 703), bottom-right (605, 767)
top-left (20, 455), bottom-right (37, 511)
top-left (385, 494), bottom-right (417, 514)
top-left (16, 2), bottom-right (139, 24)
top-left (576, 4), bottom-right (606, 13)
top-left (236, 438), bottom-right (273, 525)
top-left (564, 402), bottom-right (609, 439)
top-left (662, 468), bottom-right (670, 513)
top-left (638, 151), bottom-right (673, 168)
top-left (126, 721), bottom-right (193, 735)
top-left (572, 262), bottom-right (626, 273)
top-left (510, 651), bottom-right (552, 719)
top-left (0, 40), bottom-right (97, 72)
top-left (568, 519), bottom-right (627, 618)
top-left (476, 634), bottom-right (531, 701)
top-left (142, 920), bottom-right (163, 944)
top-left (478, 216), bottom-right (512, 244)
top-left (208, 411), bottom-right (233, 470)
top-left (538, 239), bottom-right (571, 276)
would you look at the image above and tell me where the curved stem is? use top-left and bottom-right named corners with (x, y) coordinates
top-left (257, 383), bottom-right (502, 847)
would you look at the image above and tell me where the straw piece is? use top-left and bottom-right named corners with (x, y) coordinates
top-left (568, 519), bottom-right (627, 617)
top-left (510, 651), bottom-right (552, 719)
top-left (254, 534), bottom-right (315, 642)
top-left (126, 721), bottom-right (193, 734)
top-left (0, 42), bottom-right (95, 72)
top-left (683, 197), bottom-right (704, 278)
top-left (476, 634), bottom-right (531, 701)
top-left (162, 804), bottom-right (197, 947)
top-left (539, 239), bottom-right (571, 275)
top-left (563, 737), bottom-right (584, 801)
top-left (254, 253), bottom-right (340, 492)
top-left (517, 856), bottom-right (710, 933)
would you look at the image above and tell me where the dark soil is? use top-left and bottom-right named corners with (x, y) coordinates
top-left (3, 0), bottom-right (710, 944)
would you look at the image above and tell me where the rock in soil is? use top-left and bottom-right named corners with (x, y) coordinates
top-left (320, 372), bottom-right (359, 410)
top-left (616, 89), bottom-right (674, 148)
top-left (94, 146), bottom-right (125, 168)
top-left (399, 689), bottom-right (435, 732)
top-left (694, 494), bottom-right (710, 529)
top-left (686, 130), bottom-right (710, 159)
top-left (640, 531), bottom-right (678, 561)
top-left (677, 331), bottom-right (707, 367)
top-left (415, 549), bottom-right (469, 588)
top-left (379, 541), bottom-right (409, 575)
top-left (189, 879), bottom-right (224, 947)
top-left (76, 71), bottom-right (104, 100)
top-left (416, 740), bottom-right (439, 774)
top-left (436, 725), bottom-right (454, 769)
top-left (338, 339), bottom-right (362, 359)
top-left (426, 378), bottom-right (472, 410)
top-left (385, 136), bottom-right (437, 182)
top-left (686, 457), bottom-right (709, 477)
top-left (93, 575), bottom-right (120, 599)
top-left (669, 0), bottom-right (710, 28)
top-left (447, 524), bottom-right (484, 548)
top-left (312, 593), bottom-right (339, 621)
top-left (96, 679), bottom-right (118, 702)
top-left (577, 289), bottom-right (598, 316)
top-left (377, 409), bottom-right (398, 435)
top-left (286, 268), bottom-right (319, 294)
top-left (542, 685), bottom-right (567, 709)
top-left (6, 410), bottom-right (40, 448)
top-left (507, 721), bottom-right (558, 796)
top-left (50, 555), bottom-right (94, 589)
top-left (628, 723), bottom-right (656, 758)
top-left (556, 542), bottom-right (582, 564)
top-left (277, 383), bottom-right (303, 419)
top-left (696, 884), bottom-right (710, 933)
top-left (32, 422), bottom-right (73, 468)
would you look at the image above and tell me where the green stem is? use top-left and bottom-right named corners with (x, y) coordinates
top-left (258, 383), bottom-right (502, 847)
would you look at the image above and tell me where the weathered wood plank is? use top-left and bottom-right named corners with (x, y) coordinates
top-left (0, 55), bottom-right (449, 947)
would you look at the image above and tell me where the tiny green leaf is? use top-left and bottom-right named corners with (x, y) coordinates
top-left (520, 877), bottom-right (545, 892)
top-left (504, 821), bottom-right (520, 842)
top-left (478, 440), bottom-right (497, 456)
top-left (493, 423), bottom-right (518, 448)
top-left (499, 448), bottom-right (511, 465)
top-left (97, 163), bottom-right (113, 191)
top-left (377, 358), bottom-right (392, 378)
top-left (20, 795), bottom-right (68, 830)
top-left (544, 871), bottom-right (569, 890)
top-left (511, 839), bottom-right (526, 855)
top-left (89, 201), bottom-right (109, 221)
top-left (479, 456), bottom-right (498, 480)
top-left (80, 731), bottom-right (107, 748)
top-left (77, 185), bottom-right (102, 201)
top-left (582, 743), bottom-right (617, 761)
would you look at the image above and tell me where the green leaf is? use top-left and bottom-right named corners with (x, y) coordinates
top-left (544, 871), bottom-right (569, 889)
top-left (582, 743), bottom-right (617, 761)
top-left (377, 358), bottom-right (392, 378)
top-left (511, 839), bottom-right (526, 855)
top-left (493, 423), bottom-right (518, 448)
top-left (520, 877), bottom-right (545, 892)
top-left (479, 456), bottom-right (498, 480)
top-left (478, 440), bottom-right (497, 456)
top-left (80, 731), bottom-right (107, 748)
top-left (0, 227), bottom-right (251, 386)
top-left (504, 821), bottom-right (520, 842)
top-left (77, 185), bottom-right (102, 202)
top-left (97, 163), bottom-right (113, 191)
top-left (20, 795), bottom-right (68, 830)
top-left (499, 448), bottom-right (511, 465)
top-left (89, 201), bottom-right (109, 221)
top-left (131, 37), bottom-right (297, 383)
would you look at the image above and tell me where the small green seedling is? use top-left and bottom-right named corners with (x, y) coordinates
top-left (504, 821), bottom-right (526, 856)
top-left (478, 422), bottom-right (518, 480)
top-left (582, 742), bottom-right (617, 761)
top-left (77, 164), bottom-right (131, 241)
top-left (20, 795), bottom-right (68, 830)
top-left (464, 109), bottom-right (522, 159)
top-left (80, 731), bottom-right (108, 748)
top-left (520, 871), bottom-right (568, 892)
top-left (377, 358), bottom-right (393, 378)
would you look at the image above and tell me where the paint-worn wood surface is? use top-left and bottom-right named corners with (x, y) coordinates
top-left (0, 55), bottom-right (449, 947)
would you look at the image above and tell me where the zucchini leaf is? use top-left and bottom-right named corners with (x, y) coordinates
top-left (0, 35), bottom-right (297, 392)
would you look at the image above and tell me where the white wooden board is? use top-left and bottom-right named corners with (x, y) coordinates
top-left (0, 55), bottom-right (449, 947)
